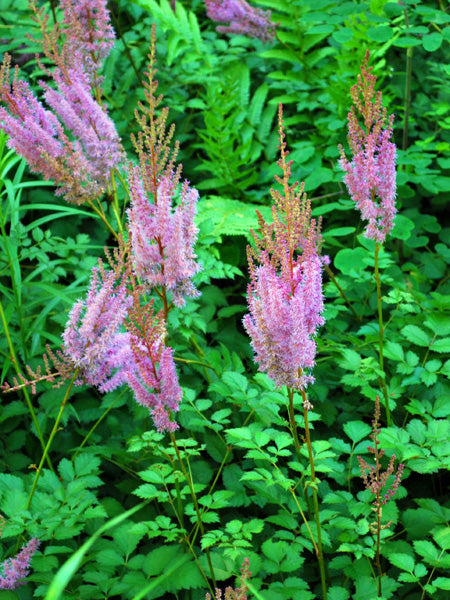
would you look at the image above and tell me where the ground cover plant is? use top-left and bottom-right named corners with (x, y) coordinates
top-left (0, 0), bottom-right (449, 599)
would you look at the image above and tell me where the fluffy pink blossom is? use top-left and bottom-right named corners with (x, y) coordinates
top-left (127, 168), bottom-right (201, 307)
top-left (204, 0), bottom-right (274, 42)
top-left (62, 259), bottom-right (134, 391)
top-left (0, 538), bottom-right (40, 590)
top-left (60, 0), bottom-right (115, 83)
top-left (244, 105), bottom-right (325, 390)
top-left (339, 51), bottom-right (397, 244)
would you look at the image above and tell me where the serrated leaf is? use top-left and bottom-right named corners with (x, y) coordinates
top-left (431, 338), bottom-right (450, 353)
top-left (413, 540), bottom-right (440, 565)
top-left (433, 526), bottom-right (450, 551)
top-left (343, 421), bottom-right (371, 443)
top-left (388, 553), bottom-right (415, 572)
top-left (402, 325), bottom-right (430, 347)
top-left (433, 577), bottom-right (450, 590)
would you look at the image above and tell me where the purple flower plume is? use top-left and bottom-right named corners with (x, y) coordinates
top-left (0, 538), bottom-right (40, 590)
top-left (339, 51), bottom-right (397, 244)
top-left (62, 256), bottom-right (134, 392)
top-left (128, 168), bottom-right (201, 307)
top-left (60, 0), bottom-right (115, 83)
top-left (243, 105), bottom-right (325, 390)
top-left (204, 0), bottom-right (275, 42)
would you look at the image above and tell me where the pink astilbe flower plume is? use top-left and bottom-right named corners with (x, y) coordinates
top-left (204, 0), bottom-right (275, 42)
top-left (0, 538), bottom-right (40, 590)
top-left (62, 242), bottom-right (134, 392)
top-left (0, 1), bottom-right (124, 204)
top-left (126, 291), bottom-right (182, 432)
top-left (127, 25), bottom-right (201, 312)
top-left (243, 105), bottom-right (325, 390)
top-left (339, 51), bottom-right (397, 244)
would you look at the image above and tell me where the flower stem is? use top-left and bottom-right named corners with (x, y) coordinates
top-left (323, 263), bottom-right (361, 321)
top-left (374, 242), bottom-right (391, 425)
top-left (301, 389), bottom-right (327, 600)
top-left (26, 371), bottom-right (78, 510)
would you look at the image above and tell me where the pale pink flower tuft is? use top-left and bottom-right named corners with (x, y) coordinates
top-left (339, 51), bottom-right (397, 244)
top-left (204, 0), bottom-right (275, 42)
top-left (0, 538), bottom-right (40, 590)
top-left (127, 168), bottom-right (201, 307)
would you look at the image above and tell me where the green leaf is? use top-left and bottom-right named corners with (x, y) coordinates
top-left (391, 215), bottom-right (415, 240)
top-left (433, 526), bottom-right (450, 551)
top-left (323, 227), bottom-right (356, 238)
top-left (334, 247), bottom-right (368, 275)
top-left (388, 553), bottom-right (415, 572)
top-left (367, 25), bottom-right (393, 42)
top-left (328, 586), bottom-right (350, 600)
top-left (339, 349), bottom-right (361, 371)
top-left (401, 325), bottom-right (430, 347)
top-left (343, 421), bottom-right (371, 444)
top-left (44, 502), bottom-right (148, 600)
top-left (394, 36), bottom-right (422, 47)
top-left (384, 341), bottom-right (405, 362)
top-left (332, 29), bottom-right (353, 44)
top-left (432, 577), bottom-right (450, 590)
top-left (431, 338), bottom-right (450, 353)
top-left (413, 540), bottom-right (441, 566)
top-left (422, 32), bottom-right (443, 52)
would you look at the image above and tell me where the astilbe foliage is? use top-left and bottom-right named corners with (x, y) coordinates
top-left (243, 105), bottom-right (325, 390)
top-left (127, 24), bottom-right (201, 310)
top-left (0, 538), bottom-right (40, 590)
top-left (0, 0), bottom-right (124, 204)
top-left (204, 0), bottom-right (275, 42)
top-left (339, 51), bottom-right (397, 243)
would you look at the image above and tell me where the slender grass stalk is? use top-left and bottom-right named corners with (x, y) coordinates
top-left (402, 7), bottom-right (413, 152)
top-left (170, 432), bottom-right (217, 589)
top-left (26, 371), bottom-right (78, 510)
top-left (323, 263), bottom-right (361, 321)
top-left (374, 242), bottom-right (391, 425)
top-left (301, 388), bottom-right (327, 600)
top-left (0, 299), bottom-right (54, 471)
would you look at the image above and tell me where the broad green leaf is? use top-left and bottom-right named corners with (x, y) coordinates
top-left (431, 338), bottom-right (450, 353)
top-left (432, 577), bottom-right (450, 590)
top-left (328, 586), bottom-right (350, 600)
top-left (367, 25), bottom-right (393, 42)
top-left (433, 526), bottom-right (450, 551)
top-left (422, 32), bottom-right (443, 52)
top-left (401, 325), bottom-right (430, 347)
top-left (388, 553), bottom-right (415, 572)
top-left (343, 421), bottom-right (372, 444)
top-left (413, 540), bottom-right (441, 566)
top-left (334, 247), bottom-right (368, 274)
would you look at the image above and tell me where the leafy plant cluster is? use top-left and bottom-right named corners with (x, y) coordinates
top-left (0, 1), bottom-right (449, 600)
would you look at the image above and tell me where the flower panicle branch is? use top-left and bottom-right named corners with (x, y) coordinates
top-left (243, 104), bottom-right (326, 390)
top-left (357, 396), bottom-right (405, 530)
top-left (0, 538), bottom-right (40, 590)
top-left (127, 24), bottom-right (202, 310)
top-left (205, 557), bottom-right (251, 600)
top-left (339, 51), bottom-right (397, 244)
top-left (204, 0), bottom-right (275, 42)
top-left (0, 0), bottom-right (124, 205)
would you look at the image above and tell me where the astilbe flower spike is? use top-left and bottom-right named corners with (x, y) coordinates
top-left (339, 51), bottom-right (397, 244)
top-left (204, 0), bottom-right (275, 42)
top-left (0, 1), bottom-right (124, 204)
top-left (127, 24), bottom-right (201, 310)
top-left (0, 538), bottom-right (40, 590)
top-left (62, 243), bottom-right (135, 392)
top-left (126, 290), bottom-right (182, 432)
top-left (205, 558), bottom-right (251, 600)
top-left (243, 105), bottom-right (325, 390)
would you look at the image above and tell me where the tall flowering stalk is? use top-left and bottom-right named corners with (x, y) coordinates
top-left (0, 538), bottom-right (40, 590)
top-left (358, 396), bottom-right (404, 597)
top-left (0, 0), bottom-right (124, 217)
top-left (339, 51), bottom-right (397, 425)
top-left (243, 105), bottom-right (327, 599)
top-left (127, 24), bottom-right (201, 316)
top-left (204, 0), bottom-right (275, 42)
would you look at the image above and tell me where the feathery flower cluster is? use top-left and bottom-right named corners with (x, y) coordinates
top-left (243, 105), bottom-right (325, 390)
top-left (128, 168), bottom-right (201, 307)
top-left (0, 0), bottom-right (123, 204)
top-left (60, 0), bottom-right (115, 84)
top-left (0, 538), bottom-right (40, 590)
top-left (357, 397), bottom-right (404, 516)
top-left (128, 25), bottom-right (201, 308)
top-left (204, 0), bottom-right (274, 42)
top-left (126, 294), bottom-right (182, 432)
top-left (62, 250), bottom-right (134, 392)
top-left (339, 51), bottom-right (397, 244)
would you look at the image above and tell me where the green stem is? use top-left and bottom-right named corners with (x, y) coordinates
top-left (0, 300), bottom-right (53, 471)
top-left (301, 389), bottom-right (327, 600)
top-left (324, 264), bottom-right (361, 321)
top-left (374, 242), bottom-right (391, 425)
top-left (402, 8), bottom-right (413, 152)
top-left (170, 433), bottom-right (217, 589)
top-left (109, 169), bottom-right (123, 234)
top-left (26, 371), bottom-right (78, 510)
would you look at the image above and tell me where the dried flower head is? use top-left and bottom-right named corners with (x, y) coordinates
top-left (339, 51), bottom-right (397, 244)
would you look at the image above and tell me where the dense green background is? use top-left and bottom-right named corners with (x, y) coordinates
top-left (0, 1), bottom-right (449, 599)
